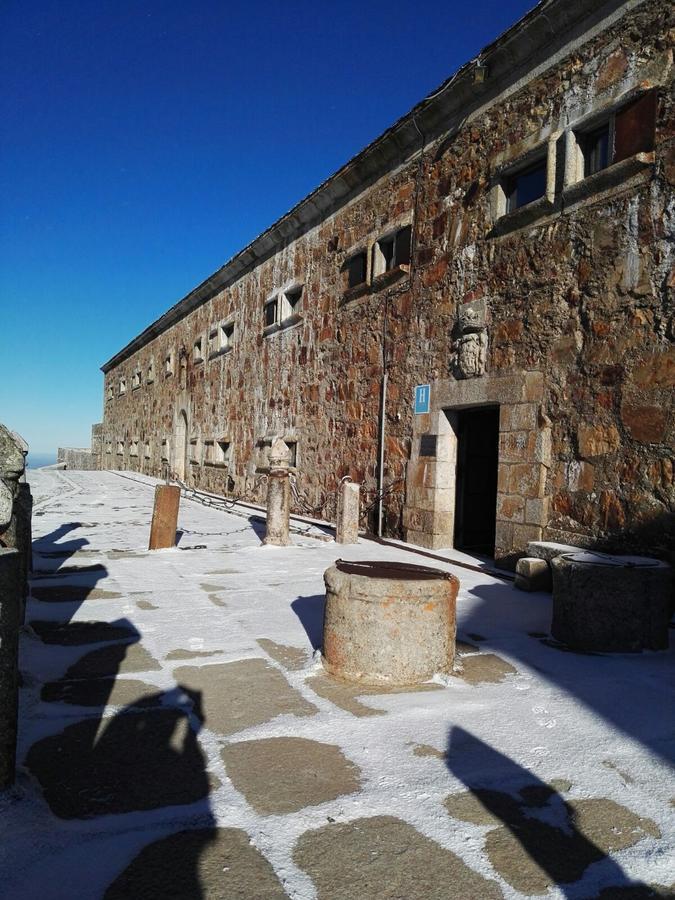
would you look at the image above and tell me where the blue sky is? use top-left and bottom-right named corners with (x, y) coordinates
top-left (1, 0), bottom-right (534, 454)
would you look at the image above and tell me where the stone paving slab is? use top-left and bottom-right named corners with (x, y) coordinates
top-left (173, 659), bottom-right (318, 736)
top-left (221, 736), bottom-right (361, 815)
top-left (294, 815), bottom-right (502, 899)
top-left (104, 828), bottom-right (288, 899)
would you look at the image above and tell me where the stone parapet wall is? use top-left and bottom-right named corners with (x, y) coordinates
top-left (57, 447), bottom-right (99, 470)
top-left (99, 0), bottom-right (675, 562)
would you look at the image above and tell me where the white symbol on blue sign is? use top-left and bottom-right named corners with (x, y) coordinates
top-left (414, 384), bottom-right (430, 414)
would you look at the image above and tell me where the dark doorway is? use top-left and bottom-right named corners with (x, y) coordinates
top-left (453, 406), bottom-right (499, 556)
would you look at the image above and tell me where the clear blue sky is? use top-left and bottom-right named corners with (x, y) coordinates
top-left (1, 0), bottom-right (534, 454)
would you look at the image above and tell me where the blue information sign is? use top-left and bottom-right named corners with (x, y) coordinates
top-left (414, 384), bottom-right (430, 414)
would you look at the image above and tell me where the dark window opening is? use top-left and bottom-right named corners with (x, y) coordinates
top-left (505, 159), bottom-right (547, 212)
top-left (264, 299), bottom-right (278, 328)
top-left (583, 124), bottom-right (610, 176)
top-left (453, 406), bottom-right (499, 556)
top-left (346, 252), bottom-right (367, 288)
top-left (286, 440), bottom-right (298, 468)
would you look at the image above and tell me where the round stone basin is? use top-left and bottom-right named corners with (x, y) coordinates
top-left (322, 560), bottom-right (459, 686)
top-left (551, 552), bottom-right (671, 652)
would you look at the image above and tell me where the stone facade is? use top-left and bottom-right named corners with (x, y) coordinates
top-left (100, 0), bottom-right (674, 567)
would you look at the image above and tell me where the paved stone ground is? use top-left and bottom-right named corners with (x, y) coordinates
top-left (1, 470), bottom-right (673, 899)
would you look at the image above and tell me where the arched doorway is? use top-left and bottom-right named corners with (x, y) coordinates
top-left (174, 410), bottom-right (188, 482)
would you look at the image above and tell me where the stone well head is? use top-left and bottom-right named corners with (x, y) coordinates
top-left (322, 559), bottom-right (459, 686)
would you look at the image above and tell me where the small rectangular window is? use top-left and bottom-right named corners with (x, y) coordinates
top-left (165, 353), bottom-right (174, 376)
top-left (130, 441), bottom-right (139, 457)
top-left (117, 441), bottom-right (124, 455)
top-left (161, 439), bottom-right (169, 461)
top-left (119, 378), bottom-right (127, 396)
top-left (132, 369), bottom-right (141, 390)
top-left (286, 440), bottom-right (298, 468)
top-left (144, 442), bottom-right (151, 459)
top-left (106, 385), bottom-right (113, 401)
top-left (193, 338), bottom-right (203, 362)
top-left (505, 158), bottom-right (547, 212)
top-left (189, 438), bottom-right (200, 464)
top-left (573, 90), bottom-right (657, 185)
top-left (583, 124), bottom-right (610, 177)
top-left (221, 322), bottom-right (234, 348)
top-left (281, 286), bottom-right (302, 322)
top-left (208, 328), bottom-right (219, 356)
top-left (147, 360), bottom-right (155, 383)
top-left (264, 298), bottom-right (278, 328)
top-left (346, 252), bottom-right (367, 289)
top-left (106, 442), bottom-right (112, 454)
top-left (216, 439), bottom-right (231, 464)
top-left (373, 225), bottom-right (412, 277)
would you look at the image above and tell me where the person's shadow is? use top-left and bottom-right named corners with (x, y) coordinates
top-left (444, 727), bottom-right (658, 898)
top-left (23, 520), bottom-right (217, 897)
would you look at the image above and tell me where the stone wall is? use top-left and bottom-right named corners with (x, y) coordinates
top-left (100, 0), bottom-right (674, 565)
top-left (58, 423), bottom-right (103, 470)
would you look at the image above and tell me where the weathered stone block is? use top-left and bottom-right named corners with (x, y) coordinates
top-left (551, 552), bottom-right (672, 652)
top-left (577, 424), bottom-right (620, 458)
top-left (514, 556), bottom-right (552, 592)
top-left (527, 540), bottom-right (581, 562)
top-left (496, 493), bottom-right (525, 523)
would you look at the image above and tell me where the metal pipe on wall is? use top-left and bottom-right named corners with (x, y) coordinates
top-left (377, 371), bottom-right (387, 537)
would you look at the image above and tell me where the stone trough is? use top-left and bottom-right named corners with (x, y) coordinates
top-left (551, 551), bottom-right (672, 653)
top-left (322, 560), bottom-right (459, 685)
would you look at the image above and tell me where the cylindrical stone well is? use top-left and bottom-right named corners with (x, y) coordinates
top-left (322, 560), bottom-right (459, 685)
top-left (551, 551), bottom-right (672, 652)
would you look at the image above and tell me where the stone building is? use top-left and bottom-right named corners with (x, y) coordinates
top-left (100, 0), bottom-right (674, 567)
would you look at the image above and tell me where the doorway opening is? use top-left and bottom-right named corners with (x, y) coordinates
top-left (174, 410), bottom-right (188, 482)
top-left (453, 406), bottom-right (499, 556)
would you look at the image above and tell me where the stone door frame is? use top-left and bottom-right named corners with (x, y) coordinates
top-left (403, 370), bottom-right (551, 567)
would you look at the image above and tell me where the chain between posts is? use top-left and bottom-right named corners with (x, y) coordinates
top-left (160, 462), bottom-right (403, 528)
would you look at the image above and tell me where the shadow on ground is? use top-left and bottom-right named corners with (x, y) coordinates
top-left (23, 521), bottom-right (218, 897)
top-left (444, 727), bottom-right (663, 898)
top-left (291, 594), bottom-right (325, 650)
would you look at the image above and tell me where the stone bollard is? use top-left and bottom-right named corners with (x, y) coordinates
top-left (336, 480), bottom-right (360, 545)
top-left (0, 548), bottom-right (21, 788)
top-left (323, 560), bottom-right (459, 685)
top-left (148, 484), bottom-right (181, 550)
top-left (551, 551), bottom-right (672, 652)
top-left (264, 439), bottom-right (291, 546)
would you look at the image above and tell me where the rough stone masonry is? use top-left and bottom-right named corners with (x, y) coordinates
top-left (97, 0), bottom-right (674, 567)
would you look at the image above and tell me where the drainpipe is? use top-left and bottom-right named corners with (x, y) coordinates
top-left (377, 371), bottom-right (388, 537)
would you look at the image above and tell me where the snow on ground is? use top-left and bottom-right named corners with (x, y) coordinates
top-left (0, 469), bottom-right (673, 899)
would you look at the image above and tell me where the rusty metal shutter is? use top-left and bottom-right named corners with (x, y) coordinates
top-left (614, 90), bottom-right (657, 163)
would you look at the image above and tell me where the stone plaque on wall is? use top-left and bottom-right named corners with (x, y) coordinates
top-left (420, 435), bottom-right (437, 457)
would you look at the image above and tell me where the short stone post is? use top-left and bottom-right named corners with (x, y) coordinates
top-left (148, 484), bottom-right (181, 550)
top-left (0, 548), bottom-right (21, 788)
top-left (264, 438), bottom-right (291, 546)
top-left (336, 480), bottom-right (360, 544)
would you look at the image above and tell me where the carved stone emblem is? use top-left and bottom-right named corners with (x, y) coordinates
top-left (452, 301), bottom-right (488, 379)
